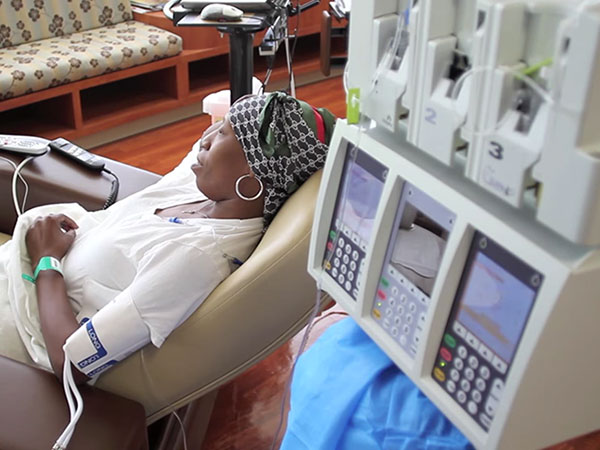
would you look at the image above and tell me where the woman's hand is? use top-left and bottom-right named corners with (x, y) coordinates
top-left (25, 214), bottom-right (88, 383)
top-left (25, 214), bottom-right (79, 267)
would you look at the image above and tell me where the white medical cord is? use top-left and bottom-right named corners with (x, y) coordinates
top-left (12, 157), bottom-right (32, 216)
top-left (139, 351), bottom-right (191, 450)
top-left (342, 61), bottom-right (350, 95)
top-left (260, 67), bottom-right (273, 94)
top-left (171, 410), bottom-right (190, 450)
top-left (11, 155), bottom-right (36, 216)
top-left (345, 1), bottom-right (410, 131)
top-left (284, 22), bottom-right (296, 97)
top-left (446, 2), bottom-right (600, 139)
top-left (0, 156), bottom-right (31, 217)
top-left (53, 353), bottom-right (84, 450)
top-left (367, 2), bottom-right (411, 98)
top-left (449, 63), bottom-right (563, 139)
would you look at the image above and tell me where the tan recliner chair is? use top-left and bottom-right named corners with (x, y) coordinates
top-left (97, 169), bottom-right (328, 436)
top-left (0, 150), bottom-right (328, 449)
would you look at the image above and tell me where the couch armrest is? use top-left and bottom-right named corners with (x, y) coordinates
top-left (0, 150), bottom-right (161, 235)
top-left (0, 356), bottom-right (148, 450)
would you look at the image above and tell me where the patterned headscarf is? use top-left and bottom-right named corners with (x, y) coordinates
top-left (228, 92), bottom-right (336, 224)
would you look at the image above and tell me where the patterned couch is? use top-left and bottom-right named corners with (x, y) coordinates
top-left (0, 0), bottom-right (182, 99)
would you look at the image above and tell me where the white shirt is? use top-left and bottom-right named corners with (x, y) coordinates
top-left (3, 146), bottom-right (264, 374)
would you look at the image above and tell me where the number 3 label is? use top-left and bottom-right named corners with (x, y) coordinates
top-left (488, 141), bottom-right (504, 160)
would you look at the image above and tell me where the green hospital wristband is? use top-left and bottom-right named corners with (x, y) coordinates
top-left (22, 256), bottom-right (63, 283)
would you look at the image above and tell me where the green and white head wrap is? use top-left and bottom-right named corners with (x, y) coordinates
top-left (228, 92), bottom-right (336, 224)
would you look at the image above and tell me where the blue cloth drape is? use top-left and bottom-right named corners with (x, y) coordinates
top-left (281, 318), bottom-right (474, 450)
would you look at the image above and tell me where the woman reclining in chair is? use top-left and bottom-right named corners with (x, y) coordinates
top-left (0, 92), bottom-right (336, 386)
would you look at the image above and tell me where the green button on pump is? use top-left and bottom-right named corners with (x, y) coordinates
top-left (444, 333), bottom-right (456, 348)
top-left (381, 277), bottom-right (389, 287)
top-left (329, 230), bottom-right (337, 240)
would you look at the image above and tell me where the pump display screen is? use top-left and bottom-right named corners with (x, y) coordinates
top-left (371, 183), bottom-right (456, 359)
top-left (456, 251), bottom-right (536, 363)
top-left (432, 231), bottom-right (543, 430)
top-left (323, 143), bottom-right (387, 299)
top-left (333, 144), bottom-right (386, 242)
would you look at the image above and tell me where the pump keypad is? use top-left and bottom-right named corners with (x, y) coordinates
top-left (433, 321), bottom-right (509, 431)
top-left (324, 225), bottom-right (365, 300)
top-left (371, 264), bottom-right (429, 358)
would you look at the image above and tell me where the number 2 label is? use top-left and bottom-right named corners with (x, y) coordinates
top-left (425, 107), bottom-right (437, 125)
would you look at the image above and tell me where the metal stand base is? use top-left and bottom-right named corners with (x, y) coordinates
top-left (224, 28), bottom-right (256, 103)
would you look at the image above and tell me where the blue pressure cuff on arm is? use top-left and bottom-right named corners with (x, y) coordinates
top-left (64, 295), bottom-right (150, 378)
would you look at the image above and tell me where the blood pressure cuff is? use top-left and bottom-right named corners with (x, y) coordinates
top-left (64, 298), bottom-right (150, 378)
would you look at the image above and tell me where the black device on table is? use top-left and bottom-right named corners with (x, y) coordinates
top-left (48, 138), bottom-right (106, 171)
top-left (48, 138), bottom-right (119, 208)
top-left (0, 134), bottom-right (105, 172)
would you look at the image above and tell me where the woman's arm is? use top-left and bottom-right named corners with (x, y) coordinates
top-left (25, 214), bottom-right (89, 385)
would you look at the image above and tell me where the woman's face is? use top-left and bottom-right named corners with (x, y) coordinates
top-left (192, 118), bottom-right (251, 200)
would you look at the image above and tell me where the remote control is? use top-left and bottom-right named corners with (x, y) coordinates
top-left (48, 138), bottom-right (105, 171)
top-left (0, 134), bottom-right (49, 155)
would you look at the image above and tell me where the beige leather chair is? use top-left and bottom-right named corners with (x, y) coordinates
top-left (0, 150), bottom-right (328, 448)
top-left (96, 170), bottom-right (327, 425)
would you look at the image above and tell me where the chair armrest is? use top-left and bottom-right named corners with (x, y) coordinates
top-left (0, 356), bottom-right (148, 450)
top-left (0, 150), bottom-right (161, 234)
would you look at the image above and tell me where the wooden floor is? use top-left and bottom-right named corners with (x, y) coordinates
top-left (93, 75), bottom-right (600, 450)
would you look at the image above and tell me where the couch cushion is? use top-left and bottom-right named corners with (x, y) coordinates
top-left (0, 20), bottom-right (182, 99)
top-left (0, 0), bottom-right (133, 48)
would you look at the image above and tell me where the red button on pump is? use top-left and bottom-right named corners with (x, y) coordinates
top-left (377, 289), bottom-right (387, 300)
top-left (440, 347), bottom-right (452, 362)
top-left (327, 241), bottom-right (334, 251)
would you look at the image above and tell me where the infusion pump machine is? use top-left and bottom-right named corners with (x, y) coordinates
top-left (308, 1), bottom-right (600, 449)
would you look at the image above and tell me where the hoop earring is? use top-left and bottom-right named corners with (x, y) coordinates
top-left (235, 174), bottom-right (264, 201)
